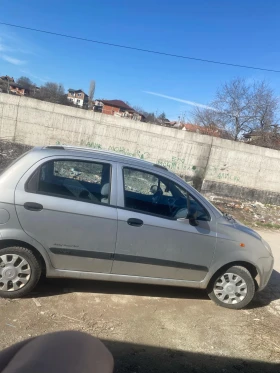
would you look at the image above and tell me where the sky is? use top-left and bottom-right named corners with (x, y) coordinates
top-left (1, 0), bottom-right (280, 120)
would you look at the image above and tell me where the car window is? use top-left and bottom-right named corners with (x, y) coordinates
top-left (124, 168), bottom-right (172, 196)
top-left (123, 167), bottom-right (210, 221)
top-left (27, 159), bottom-right (111, 205)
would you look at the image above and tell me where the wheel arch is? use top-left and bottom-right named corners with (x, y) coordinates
top-left (207, 261), bottom-right (259, 290)
top-left (0, 239), bottom-right (47, 274)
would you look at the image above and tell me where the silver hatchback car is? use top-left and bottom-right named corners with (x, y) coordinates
top-left (0, 146), bottom-right (274, 309)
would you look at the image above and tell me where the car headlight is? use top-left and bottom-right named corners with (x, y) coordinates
top-left (262, 239), bottom-right (273, 256)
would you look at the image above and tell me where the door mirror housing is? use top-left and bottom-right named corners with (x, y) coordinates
top-left (150, 184), bottom-right (158, 194)
top-left (187, 207), bottom-right (198, 226)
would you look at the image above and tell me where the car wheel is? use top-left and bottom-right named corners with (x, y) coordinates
top-left (0, 246), bottom-right (41, 299)
top-left (208, 266), bottom-right (255, 309)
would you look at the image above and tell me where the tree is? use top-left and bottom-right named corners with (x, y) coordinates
top-left (251, 80), bottom-right (278, 132)
top-left (88, 80), bottom-right (95, 101)
top-left (37, 82), bottom-right (67, 104)
top-left (192, 106), bottom-right (225, 129)
top-left (213, 78), bottom-right (256, 140)
top-left (17, 76), bottom-right (34, 89)
top-left (88, 80), bottom-right (96, 109)
top-left (192, 78), bottom-right (279, 141)
top-left (0, 79), bottom-right (8, 93)
top-left (133, 105), bottom-right (145, 115)
top-left (158, 112), bottom-right (166, 121)
top-left (144, 112), bottom-right (156, 123)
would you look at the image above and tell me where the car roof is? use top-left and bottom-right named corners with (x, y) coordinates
top-left (34, 145), bottom-right (169, 173)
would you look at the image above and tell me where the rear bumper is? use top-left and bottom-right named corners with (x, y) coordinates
top-left (257, 256), bottom-right (274, 291)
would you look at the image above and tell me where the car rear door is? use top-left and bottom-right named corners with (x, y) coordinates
top-left (15, 156), bottom-right (118, 273)
top-left (111, 164), bottom-right (217, 281)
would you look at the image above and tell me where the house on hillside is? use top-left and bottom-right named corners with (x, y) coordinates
top-left (0, 76), bottom-right (39, 95)
top-left (182, 123), bottom-right (231, 138)
top-left (243, 129), bottom-right (280, 148)
top-left (243, 129), bottom-right (280, 141)
top-left (165, 121), bottom-right (231, 138)
top-left (9, 83), bottom-right (31, 96)
top-left (0, 75), bottom-right (14, 82)
top-left (94, 99), bottom-right (145, 121)
top-left (67, 89), bottom-right (89, 108)
top-left (243, 131), bottom-right (262, 142)
top-left (0, 76), bottom-right (15, 93)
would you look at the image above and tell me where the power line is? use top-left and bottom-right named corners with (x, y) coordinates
top-left (1, 21), bottom-right (280, 73)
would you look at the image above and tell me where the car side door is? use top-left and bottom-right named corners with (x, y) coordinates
top-left (111, 164), bottom-right (217, 282)
top-left (15, 156), bottom-right (118, 273)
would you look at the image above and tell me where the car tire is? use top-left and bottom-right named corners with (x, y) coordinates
top-left (208, 266), bottom-right (255, 309)
top-left (0, 246), bottom-right (42, 299)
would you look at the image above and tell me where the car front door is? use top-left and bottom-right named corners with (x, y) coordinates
top-left (111, 165), bottom-right (217, 281)
top-left (15, 156), bottom-right (117, 273)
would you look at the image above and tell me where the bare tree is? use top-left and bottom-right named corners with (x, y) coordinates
top-left (0, 79), bottom-right (8, 93)
top-left (192, 106), bottom-right (225, 128)
top-left (133, 105), bottom-right (145, 114)
top-left (17, 76), bottom-right (34, 89)
top-left (37, 82), bottom-right (70, 105)
top-left (144, 112), bottom-right (156, 123)
top-left (158, 112), bottom-right (166, 121)
top-left (16, 76), bottom-right (39, 96)
top-left (193, 78), bottom-right (279, 141)
top-left (252, 80), bottom-right (279, 132)
top-left (213, 78), bottom-right (257, 140)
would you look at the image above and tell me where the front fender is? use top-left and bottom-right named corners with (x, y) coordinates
top-left (200, 237), bottom-right (269, 289)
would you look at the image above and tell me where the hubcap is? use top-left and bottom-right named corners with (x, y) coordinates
top-left (214, 272), bottom-right (248, 304)
top-left (0, 254), bottom-right (31, 292)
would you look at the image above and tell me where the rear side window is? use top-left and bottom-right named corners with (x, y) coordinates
top-left (26, 159), bottom-right (111, 205)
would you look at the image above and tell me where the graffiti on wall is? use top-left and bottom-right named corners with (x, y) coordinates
top-left (158, 156), bottom-right (202, 175)
top-left (85, 142), bottom-right (102, 149)
top-left (207, 166), bottom-right (241, 182)
top-left (56, 141), bottom-right (149, 160)
top-left (108, 146), bottom-right (149, 160)
top-left (55, 140), bottom-right (241, 184)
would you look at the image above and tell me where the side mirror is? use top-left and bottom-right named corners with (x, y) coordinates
top-left (187, 207), bottom-right (198, 226)
top-left (150, 185), bottom-right (158, 194)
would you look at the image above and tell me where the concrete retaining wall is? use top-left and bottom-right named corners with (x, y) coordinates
top-left (1, 93), bottom-right (280, 204)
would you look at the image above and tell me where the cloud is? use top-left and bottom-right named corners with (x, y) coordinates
top-left (0, 28), bottom-right (37, 67)
top-left (0, 27), bottom-right (41, 55)
top-left (20, 69), bottom-right (47, 83)
top-left (144, 91), bottom-right (216, 111)
top-left (0, 41), bottom-right (15, 53)
top-left (1, 54), bottom-right (26, 65)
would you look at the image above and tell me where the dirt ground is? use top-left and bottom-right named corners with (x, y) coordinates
top-left (208, 195), bottom-right (280, 230)
top-left (0, 140), bottom-right (32, 173)
top-left (0, 231), bottom-right (279, 373)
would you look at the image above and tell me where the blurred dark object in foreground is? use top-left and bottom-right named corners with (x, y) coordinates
top-left (0, 331), bottom-right (113, 373)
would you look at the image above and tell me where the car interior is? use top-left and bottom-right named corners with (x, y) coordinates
top-left (36, 160), bottom-right (111, 204)
top-left (123, 169), bottom-right (210, 221)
